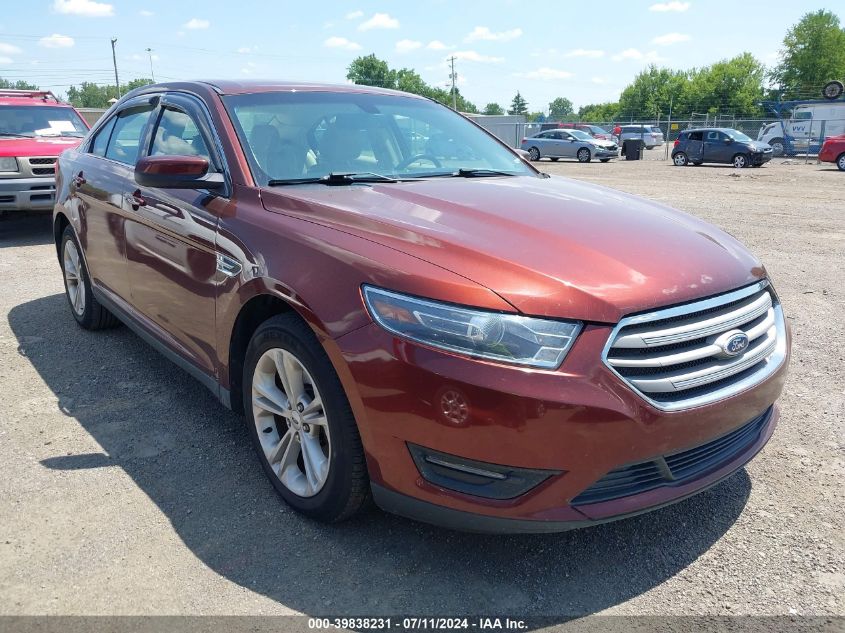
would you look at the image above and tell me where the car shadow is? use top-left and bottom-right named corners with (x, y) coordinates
top-left (9, 294), bottom-right (751, 620)
top-left (0, 212), bottom-right (54, 248)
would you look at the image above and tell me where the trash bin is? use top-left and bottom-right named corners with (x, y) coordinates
top-left (622, 139), bottom-right (642, 160)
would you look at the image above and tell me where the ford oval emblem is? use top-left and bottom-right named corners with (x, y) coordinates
top-left (716, 330), bottom-right (750, 357)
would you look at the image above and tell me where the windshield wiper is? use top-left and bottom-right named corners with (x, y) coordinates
top-left (453, 168), bottom-right (518, 178)
top-left (0, 132), bottom-right (34, 138)
top-left (267, 172), bottom-right (400, 186)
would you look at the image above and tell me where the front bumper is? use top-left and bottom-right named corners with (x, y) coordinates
top-left (751, 152), bottom-right (773, 165)
top-left (334, 318), bottom-right (789, 532)
top-left (0, 177), bottom-right (56, 211)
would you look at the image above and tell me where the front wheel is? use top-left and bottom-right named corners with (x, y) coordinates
top-left (837, 153), bottom-right (845, 172)
top-left (577, 148), bottom-right (591, 163)
top-left (60, 226), bottom-right (119, 330)
top-left (733, 153), bottom-right (749, 168)
top-left (528, 147), bottom-right (541, 161)
top-left (243, 313), bottom-right (370, 522)
top-left (673, 152), bottom-right (689, 166)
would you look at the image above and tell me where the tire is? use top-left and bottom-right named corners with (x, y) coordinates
top-left (769, 138), bottom-right (785, 157)
top-left (837, 153), bottom-right (845, 172)
top-left (692, 161), bottom-right (703, 166)
top-left (528, 147), bottom-right (541, 161)
top-left (673, 152), bottom-right (689, 166)
top-left (243, 313), bottom-right (370, 523)
top-left (577, 148), bottom-right (591, 163)
top-left (733, 153), bottom-right (749, 168)
top-left (60, 226), bottom-right (120, 330)
top-left (822, 80), bottom-right (844, 100)
top-left (550, 157), bottom-right (560, 162)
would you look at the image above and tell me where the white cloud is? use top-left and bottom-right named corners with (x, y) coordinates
top-left (652, 32), bottom-right (690, 45)
top-left (518, 67), bottom-right (574, 80)
top-left (395, 39), bottom-right (422, 53)
top-left (139, 9), bottom-right (153, 16)
top-left (52, 0), bottom-right (113, 17)
top-left (241, 61), bottom-right (257, 75)
top-left (464, 26), bottom-right (522, 42)
top-left (649, 1), bottom-right (690, 11)
top-left (0, 42), bottom-right (22, 55)
top-left (358, 13), bottom-right (399, 31)
top-left (427, 40), bottom-right (451, 50)
top-left (184, 18), bottom-right (210, 29)
top-left (591, 77), bottom-right (607, 84)
top-left (452, 50), bottom-right (504, 63)
top-left (324, 36), bottom-right (361, 51)
top-left (38, 33), bottom-right (75, 48)
top-left (611, 48), bottom-right (665, 62)
top-left (0, 56), bottom-right (13, 64)
top-left (564, 48), bottom-right (605, 58)
top-left (345, 10), bottom-right (363, 19)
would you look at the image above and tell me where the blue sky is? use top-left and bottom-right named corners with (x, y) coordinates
top-left (1, 0), bottom-right (843, 111)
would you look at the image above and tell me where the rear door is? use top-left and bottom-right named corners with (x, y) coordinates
top-left (123, 92), bottom-right (227, 379)
top-left (70, 98), bottom-right (157, 301)
top-left (686, 130), bottom-right (704, 161)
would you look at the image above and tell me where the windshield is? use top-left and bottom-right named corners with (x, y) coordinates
top-left (568, 129), bottom-right (593, 141)
top-left (223, 91), bottom-right (533, 184)
top-left (726, 129), bottom-right (752, 142)
top-left (0, 105), bottom-right (88, 138)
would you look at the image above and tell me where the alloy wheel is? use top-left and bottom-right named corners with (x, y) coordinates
top-left (673, 153), bottom-right (688, 166)
top-left (733, 154), bottom-right (748, 168)
top-left (577, 148), bottom-right (590, 163)
top-left (838, 154), bottom-right (845, 172)
top-left (251, 348), bottom-right (331, 498)
top-left (63, 240), bottom-right (85, 316)
top-left (528, 147), bottom-right (540, 161)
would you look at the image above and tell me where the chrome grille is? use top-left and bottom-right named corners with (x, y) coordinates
top-left (603, 281), bottom-right (786, 411)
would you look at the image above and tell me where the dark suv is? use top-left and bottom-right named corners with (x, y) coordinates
top-left (673, 128), bottom-right (773, 168)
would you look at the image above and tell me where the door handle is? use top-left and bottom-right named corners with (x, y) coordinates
top-left (126, 190), bottom-right (146, 209)
top-left (72, 173), bottom-right (86, 187)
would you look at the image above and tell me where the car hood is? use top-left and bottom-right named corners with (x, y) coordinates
top-left (745, 141), bottom-right (772, 151)
top-left (260, 175), bottom-right (765, 323)
top-left (0, 136), bottom-right (83, 158)
top-left (593, 139), bottom-right (617, 148)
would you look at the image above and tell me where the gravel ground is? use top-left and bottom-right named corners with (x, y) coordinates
top-left (0, 157), bottom-right (842, 621)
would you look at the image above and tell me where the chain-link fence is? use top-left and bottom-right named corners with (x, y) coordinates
top-left (475, 117), bottom-right (845, 161)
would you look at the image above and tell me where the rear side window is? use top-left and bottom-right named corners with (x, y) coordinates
top-left (90, 116), bottom-right (116, 156)
top-left (105, 106), bottom-right (154, 165)
top-left (688, 131), bottom-right (703, 141)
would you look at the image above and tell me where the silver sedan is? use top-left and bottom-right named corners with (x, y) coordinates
top-left (520, 129), bottom-right (619, 163)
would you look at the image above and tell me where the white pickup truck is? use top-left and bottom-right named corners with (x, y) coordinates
top-left (758, 101), bottom-right (845, 156)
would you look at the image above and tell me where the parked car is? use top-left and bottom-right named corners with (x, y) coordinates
top-left (558, 123), bottom-right (613, 141)
top-left (819, 134), bottom-right (845, 171)
top-left (758, 101), bottom-right (845, 156)
top-left (521, 129), bottom-right (618, 162)
top-left (54, 81), bottom-right (789, 533)
top-left (0, 89), bottom-right (89, 214)
top-left (613, 125), bottom-right (664, 149)
top-left (673, 128), bottom-right (773, 168)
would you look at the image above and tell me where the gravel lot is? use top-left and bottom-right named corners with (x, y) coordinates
top-left (0, 157), bottom-right (842, 621)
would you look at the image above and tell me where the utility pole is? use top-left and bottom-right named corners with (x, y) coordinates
top-left (110, 38), bottom-right (121, 98)
top-left (145, 47), bottom-right (155, 82)
top-left (448, 56), bottom-right (457, 111)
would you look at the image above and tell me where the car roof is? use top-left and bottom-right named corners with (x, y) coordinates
top-left (128, 79), bottom-right (426, 99)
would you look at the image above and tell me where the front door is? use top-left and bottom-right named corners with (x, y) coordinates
top-left (703, 130), bottom-right (729, 162)
top-left (123, 94), bottom-right (227, 378)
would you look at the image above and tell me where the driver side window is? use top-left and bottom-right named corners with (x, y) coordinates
top-left (149, 107), bottom-right (212, 162)
top-left (105, 106), bottom-right (155, 165)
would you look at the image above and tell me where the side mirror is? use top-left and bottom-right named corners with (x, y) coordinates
top-left (725, 138), bottom-right (734, 144)
top-left (135, 155), bottom-right (224, 189)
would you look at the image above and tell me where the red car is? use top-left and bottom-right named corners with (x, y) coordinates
top-left (0, 90), bottom-right (89, 213)
top-left (53, 81), bottom-right (789, 532)
top-left (819, 134), bottom-right (845, 171)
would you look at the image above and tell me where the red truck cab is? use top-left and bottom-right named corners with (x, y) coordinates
top-left (0, 90), bottom-right (89, 213)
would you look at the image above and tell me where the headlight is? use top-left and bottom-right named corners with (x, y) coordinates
top-left (363, 286), bottom-right (582, 369)
top-left (0, 157), bottom-right (18, 172)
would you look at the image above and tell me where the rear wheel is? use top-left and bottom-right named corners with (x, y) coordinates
top-left (673, 152), bottom-right (689, 166)
top-left (733, 153), bottom-right (749, 168)
top-left (837, 153), bottom-right (845, 172)
top-left (528, 147), bottom-right (540, 161)
top-left (60, 227), bottom-right (119, 330)
top-left (769, 138), bottom-right (785, 157)
top-left (577, 148), bottom-right (591, 163)
top-left (243, 313), bottom-right (370, 522)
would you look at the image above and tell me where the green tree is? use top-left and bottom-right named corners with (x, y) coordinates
top-left (347, 54), bottom-right (397, 88)
top-left (66, 78), bottom-right (153, 108)
top-left (548, 97), bottom-right (574, 120)
top-left (771, 10), bottom-right (845, 99)
top-left (508, 92), bottom-right (528, 115)
top-left (483, 102), bottom-right (504, 115)
top-left (684, 53), bottom-right (765, 117)
top-left (0, 77), bottom-right (40, 90)
top-left (578, 102), bottom-right (619, 122)
top-left (617, 65), bottom-right (687, 120)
